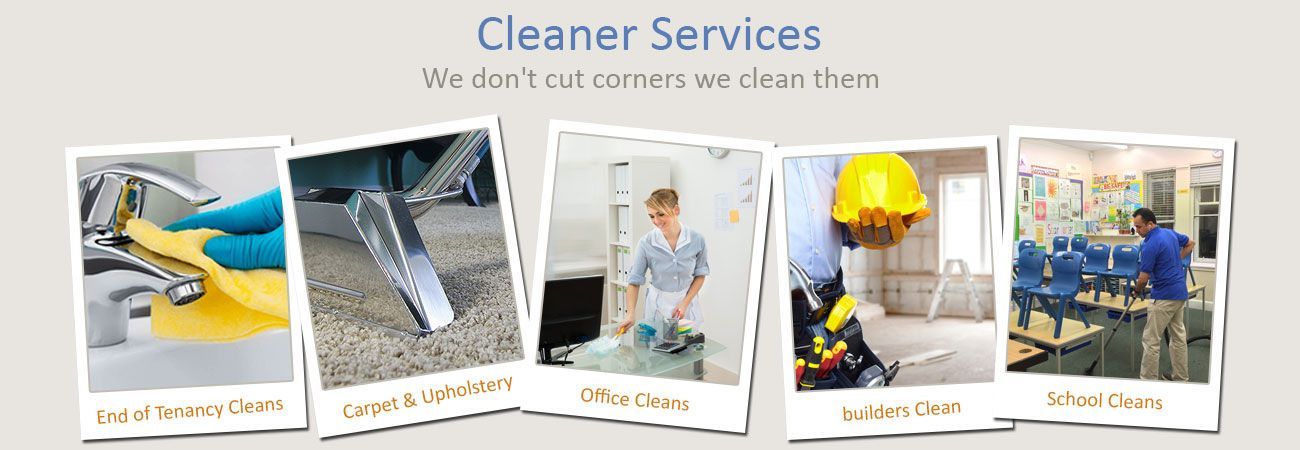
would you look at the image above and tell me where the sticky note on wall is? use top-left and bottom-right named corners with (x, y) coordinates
top-left (729, 209), bottom-right (739, 223)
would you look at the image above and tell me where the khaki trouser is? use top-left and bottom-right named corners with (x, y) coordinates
top-left (1141, 300), bottom-right (1189, 381)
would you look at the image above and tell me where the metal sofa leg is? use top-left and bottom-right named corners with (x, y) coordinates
top-left (296, 189), bottom-right (454, 336)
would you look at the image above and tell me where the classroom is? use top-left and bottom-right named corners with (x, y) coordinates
top-left (1008, 137), bottom-right (1224, 381)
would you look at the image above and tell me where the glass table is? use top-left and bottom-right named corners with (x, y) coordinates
top-left (559, 324), bottom-right (726, 380)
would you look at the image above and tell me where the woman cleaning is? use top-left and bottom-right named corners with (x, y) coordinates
top-left (617, 188), bottom-right (710, 336)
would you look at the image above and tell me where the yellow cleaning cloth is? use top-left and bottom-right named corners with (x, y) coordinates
top-left (124, 219), bottom-right (289, 342)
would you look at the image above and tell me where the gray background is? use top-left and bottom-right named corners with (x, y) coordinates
top-left (5, 0), bottom-right (1294, 447)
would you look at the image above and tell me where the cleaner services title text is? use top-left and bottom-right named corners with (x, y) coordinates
top-left (478, 15), bottom-right (820, 51)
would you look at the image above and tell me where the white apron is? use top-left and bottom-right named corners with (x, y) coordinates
top-left (643, 285), bottom-right (703, 330)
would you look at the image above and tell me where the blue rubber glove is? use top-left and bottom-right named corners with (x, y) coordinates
top-left (164, 188), bottom-right (285, 270)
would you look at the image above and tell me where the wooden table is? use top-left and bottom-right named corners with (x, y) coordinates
top-left (1009, 311), bottom-right (1105, 374)
top-left (1007, 339), bottom-right (1048, 371)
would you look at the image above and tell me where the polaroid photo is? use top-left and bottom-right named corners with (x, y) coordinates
top-left (276, 116), bottom-right (528, 437)
top-left (65, 136), bottom-right (306, 440)
top-left (998, 126), bottom-right (1235, 431)
top-left (521, 121), bottom-right (773, 433)
top-left (774, 136), bottom-right (1011, 440)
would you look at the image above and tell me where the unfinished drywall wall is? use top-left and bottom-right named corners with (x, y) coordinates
top-left (842, 148), bottom-right (996, 318)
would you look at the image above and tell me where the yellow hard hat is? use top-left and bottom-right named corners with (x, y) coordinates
top-left (831, 153), bottom-right (927, 223)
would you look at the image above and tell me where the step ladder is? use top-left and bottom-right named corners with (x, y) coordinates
top-left (927, 259), bottom-right (984, 323)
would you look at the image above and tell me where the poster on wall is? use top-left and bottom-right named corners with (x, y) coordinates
top-left (1034, 200), bottom-right (1047, 221)
top-left (1046, 201), bottom-right (1058, 221)
top-left (1064, 163), bottom-right (1082, 179)
top-left (1058, 201), bottom-right (1070, 221)
top-left (1034, 224), bottom-right (1045, 243)
top-left (1091, 177), bottom-right (1143, 228)
top-left (1019, 187), bottom-right (1030, 203)
top-left (1124, 187), bottom-right (1142, 205)
top-left (714, 192), bottom-right (733, 231)
top-left (1070, 199), bottom-right (1082, 220)
top-left (1018, 203), bottom-right (1032, 220)
top-left (1047, 178), bottom-right (1058, 197)
top-left (736, 168), bottom-right (756, 208)
top-left (1034, 175), bottom-right (1047, 198)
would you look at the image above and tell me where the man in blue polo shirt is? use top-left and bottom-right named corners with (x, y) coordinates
top-left (1131, 208), bottom-right (1196, 381)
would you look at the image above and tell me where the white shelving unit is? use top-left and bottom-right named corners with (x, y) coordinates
top-left (606, 157), bottom-right (670, 324)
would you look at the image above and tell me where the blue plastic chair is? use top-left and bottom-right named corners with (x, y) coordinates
top-left (1080, 243), bottom-right (1111, 292)
top-left (1026, 251), bottom-right (1090, 338)
top-left (1095, 244), bottom-right (1141, 306)
top-left (1070, 236), bottom-right (1089, 253)
top-left (1012, 248), bottom-right (1047, 328)
top-left (1052, 236), bottom-right (1070, 254)
top-left (1012, 239), bottom-right (1036, 275)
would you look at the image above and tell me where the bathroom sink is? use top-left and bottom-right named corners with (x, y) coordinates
top-left (88, 317), bottom-right (292, 392)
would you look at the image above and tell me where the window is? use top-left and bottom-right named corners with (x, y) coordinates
top-left (939, 174), bottom-right (990, 274)
top-left (1191, 163), bottom-right (1222, 264)
top-left (1145, 168), bottom-right (1176, 229)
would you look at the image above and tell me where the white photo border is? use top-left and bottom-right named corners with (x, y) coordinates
top-left (65, 136), bottom-right (307, 440)
top-left (773, 136), bottom-right (1011, 440)
top-left (995, 126), bottom-right (1235, 431)
top-left (521, 120), bottom-right (774, 433)
top-left (275, 116), bottom-right (530, 437)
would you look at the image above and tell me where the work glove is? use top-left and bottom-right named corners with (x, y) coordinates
top-left (847, 206), bottom-right (931, 250)
top-left (165, 188), bottom-right (285, 270)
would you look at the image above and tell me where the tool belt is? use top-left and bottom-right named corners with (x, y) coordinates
top-left (791, 271), bottom-right (892, 389)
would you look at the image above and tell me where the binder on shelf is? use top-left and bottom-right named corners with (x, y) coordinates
top-left (624, 248), bottom-right (634, 283)
top-left (614, 164), bottom-right (629, 204)
top-left (616, 247), bottom-right (625, 283)
top-left (622, 247), bottom-right (631, 284)
top-left (615, 286), bottom-right (627, 320)
top-left (617, 205), bottom-right (630, 244)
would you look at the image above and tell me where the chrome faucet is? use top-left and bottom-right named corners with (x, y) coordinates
top-left (78, 162), bottom-right (222, 347)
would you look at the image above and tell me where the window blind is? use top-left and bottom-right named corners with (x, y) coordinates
top-left (1145, 168), bottom-right (1176, 226)
top-left (1191, 163), bottom-right (1222, 186)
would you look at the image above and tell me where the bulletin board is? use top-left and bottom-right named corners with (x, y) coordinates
top-left (1087, 174), bottom-right (1143, 234)
top-left (1013, 165), bottom-right (1085, 244)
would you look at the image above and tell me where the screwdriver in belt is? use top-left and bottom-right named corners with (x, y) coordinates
top-left (817, 341), bottom-right (849, 378)
top-left (815, 349), bottom-right (833, 378)
top-left (798, 336), bottom-right (824, 390)
top-left (794, 358), bottom-right (806, 385)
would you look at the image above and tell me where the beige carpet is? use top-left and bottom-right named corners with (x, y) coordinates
top-left (309, 203), bottom-right (524, 390)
